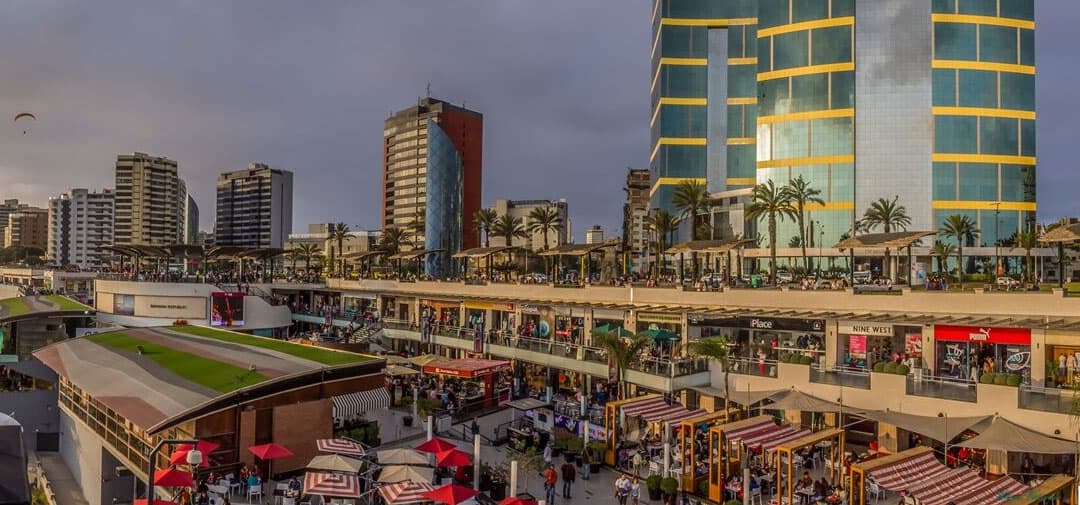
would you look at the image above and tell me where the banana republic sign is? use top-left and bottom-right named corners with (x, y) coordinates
top-left (838, 322), bottom-right (894, 337)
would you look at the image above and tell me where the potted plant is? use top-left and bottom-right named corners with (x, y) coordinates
top-left (403, 414), bottom-right (414, 427)
top-left (565, 438), bottom-right (584, 465)
top-left (660, 477), bottom-right (679, 503)
top-left (484, 462), bottom-right (509, 500)
top-left (646, 475), bottom-right (663, 501)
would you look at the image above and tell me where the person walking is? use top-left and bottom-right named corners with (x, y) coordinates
top-left (614, 473), bottom-right (631, 505)
top-left (581, 446), bottom-right (592, 480)
top-left (561, 460), bottom-right (576, 499)
top-left (544, 464), bottom-right (559, 505)
top-left (629, 476), bottom-right (641, 505)
top-left (543, 443), bottom-right (553, 466)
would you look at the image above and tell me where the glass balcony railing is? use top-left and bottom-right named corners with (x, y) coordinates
top-left (905, 374), bottom-right (977, 403)
top-left (1019, 386), bottom-right (1078, 414)
top-left (626, 356), bottom-right (709, 378)
top-left (727, 357), bottom-right (778, 378)
top-left (810, 366), bottom-right (871, 389)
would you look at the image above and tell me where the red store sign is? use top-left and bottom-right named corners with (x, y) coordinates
top-left (934, 325), bottom-right (1031, 345)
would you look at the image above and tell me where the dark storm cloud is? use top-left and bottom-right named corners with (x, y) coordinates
top-left (0, 1), bottom-right (1076, 236)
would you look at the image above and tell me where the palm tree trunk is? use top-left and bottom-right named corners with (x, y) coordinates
top-left (957, 245), bottom-right (964, 289)
top-left (798, 208), bottom-right (808, 272)
top-left (768, 214), bottom-right (778, 282)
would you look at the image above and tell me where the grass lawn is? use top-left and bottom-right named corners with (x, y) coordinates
top-left (42, 295), bottom-right (93, 311)
top-left (0, 297), bottom-right (31, 316)
top-left (168, 325), bottom-right (372, 366)
top-left (87, 331), bottom-right (268, 393)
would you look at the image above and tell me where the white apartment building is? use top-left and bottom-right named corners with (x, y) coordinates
top-left (48, 189), bottom-right (114, 268)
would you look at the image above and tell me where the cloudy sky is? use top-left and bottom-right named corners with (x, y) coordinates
top-left (0, 1), bottom-right (1075, 238)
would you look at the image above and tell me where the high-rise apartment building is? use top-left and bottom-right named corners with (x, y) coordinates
top-left (650, 0), bottom-right (1036, 251)
top-left (382, 97), bottom-right (482, 275)
top-left (491, 199), bottom-right (569, 251)
top-left (215, 163), bottom-right (294, 248)
top-left (623, 169), bottom-right (651, 273)
top-left (0, 199), bottom-right (27, 240)
top-left (113, 153), bottom-right (185, 246)
top-left (48, 189), bottom-right (114, 267)
top-left (585, 225), bottom-right (605, 245)
top-left (184, 195), bottom-right (199, 246)
top-left (4, 206), bottom-right (48, 249)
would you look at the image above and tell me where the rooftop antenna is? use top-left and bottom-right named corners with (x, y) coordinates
top-left (426, 82), bottom-right (432, 98)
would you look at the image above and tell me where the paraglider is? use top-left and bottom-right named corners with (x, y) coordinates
top-left (13, 113), bottom-right (35, 135)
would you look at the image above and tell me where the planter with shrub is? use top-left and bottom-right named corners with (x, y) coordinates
top-left (646, 475), bottom-right (663, 501)
top-left (660, 477), bottom-right (679, 500)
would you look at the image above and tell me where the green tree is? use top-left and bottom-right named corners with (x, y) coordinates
top-left (492, 214), bottom-right (527, 248)
top-left (784, 176), bottom-right (825, 272)
top-left (746, 180), bottom-right (796, 282)
top-left (526, 206), bottom-right (563, 251)
top-left (672, 179), bottom-right (710, 240)
top-left (930, 241), bottom-right (956, 275)
top-left (296, 243), bottom-right (322, 275)
top-left (861, 197), bottom-right (912, 282)
top-left (942, 214), bottom-right (979, 288)
top-left (687, 337), bottom-right (733, 412)
top-left (1014, 230), bottom-right (1039, 282)
top-left (285, 248), bottom-right (302, 272)
top-left (645, 210), bottom-right (679, 280)
top-left (592, 332), bottom-right (652, 400)
top-left (327, 222), bottom-right (350, 277)
top-left (472, 208), bottom-right (498, 248)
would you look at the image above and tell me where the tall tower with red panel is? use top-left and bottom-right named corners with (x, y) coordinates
top-left (382, 97), bottom-right (483, 276)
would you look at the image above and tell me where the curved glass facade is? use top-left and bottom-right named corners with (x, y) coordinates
top-left (425, 120), bottom-right (463, 277)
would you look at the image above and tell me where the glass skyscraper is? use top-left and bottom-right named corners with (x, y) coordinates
top-left (650, 0), bottom-right (1035, 248)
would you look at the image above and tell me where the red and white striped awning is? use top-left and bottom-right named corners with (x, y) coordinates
top-left (379, 482), bottom-right (437, 505)
top-left (762, 429), bottom-right (813, 454)
top-left (722, 419), bottom-right (778, 443)
top-left (620, 397), bottom-right (670, 418)
top-left (739, 425), bottom-right (794, 449)
top-left (950, 476), bottom-right (1029, 505)
top-left (316, 438), bottom-right (366, 457)
top-left (867, 451), bottom-right (951, 491)
top-left (906, 468), bottom-right (982, 497)
top-left (303, 472), bottom-right (362, 498)
top-left (658, 408), bottom-right (708, 425)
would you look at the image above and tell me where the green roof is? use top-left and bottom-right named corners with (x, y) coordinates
top-left (42, 295), bottom-right (93, 312)
top-left (0, 298), bottom-right (31, 316)
top-left (0, 295), bottom-right (93, 318)
top-left (167, 325), bottom-right (372, 366)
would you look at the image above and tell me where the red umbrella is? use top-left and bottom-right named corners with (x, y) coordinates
top-left (176, 440), bottom-right (221, 455)
top-left (422, 484), bottom-right (479, 505)
top-left (153, 468), bottom-right (194, 488)
top-left (415, 437), bottom-right (456, 454)
top-left (434, 448), bottom-right (472, 468)
top-left (498, 497), bottom-right (536, 505)
top-left (248, 443), bottom-right (294, 460)
top-left (134, 500), bottom-right (178, 505)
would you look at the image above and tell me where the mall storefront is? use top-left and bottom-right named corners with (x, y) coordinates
top-left (934, 325), bottom-right (1031, 384)
top-left (836, 321), bottom-right (923, 371)
top-left (689, 315), bottom-right (825, 375)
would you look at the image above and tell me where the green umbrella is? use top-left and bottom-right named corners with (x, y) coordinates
top-left (591, 323), bottom-right (615, 336)
top-left (637, 328), bottom-right (679, 341)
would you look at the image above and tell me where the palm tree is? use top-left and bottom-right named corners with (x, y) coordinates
top-left (492, 215), bottom-right (527, 248)
top-left (645, 209), bottom-right (679, 280)
top-left (379, 227), bottom-right (409, 277)
top-left (861, 197), bottom-right (912, 282)
top-left (672, 180), bottom-right (710, 240)
top-left (930, 241), bottom-right (956, 275)
top-left (296, 243), bottom-right (322, 274)
top-left (745, 180), bottom-right (796, 282)
top-left (1014, 231), bottom-right (1039, 282)
top-left (785, 176), bottom-right (825, 272)
top-left (687, 337), bottom-right (733, 411)
top-left (285, 248), bottom-right (303, 273)
top-left (473, 208), bottom-right (498, 248)
top-left (942, 214), bottom-right (979, 288)
top-left (527, 206), bottom-right (563, 251)
top-left (592, 332), bottom-right (652, 400)
top-left (327, 222), bottom-right (350, 277)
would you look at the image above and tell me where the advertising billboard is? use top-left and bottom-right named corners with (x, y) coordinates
top-left (113, 294), bottom-right (135, 316)
top-left (210, 292), bottom-right (245, 327)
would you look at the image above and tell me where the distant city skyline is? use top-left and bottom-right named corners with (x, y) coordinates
top-left (0, 2), bottom-right (1076, 240)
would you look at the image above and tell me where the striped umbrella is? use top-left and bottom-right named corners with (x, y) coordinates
top-left (316, 438), bottom-right (366, 457)
top-left (379, 482), bottom-right (437, 505)
top-left (303, 471), bottom-right (362, 498)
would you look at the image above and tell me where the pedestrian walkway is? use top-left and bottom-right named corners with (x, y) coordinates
top-left (35, 452), bottom-right (90, 505)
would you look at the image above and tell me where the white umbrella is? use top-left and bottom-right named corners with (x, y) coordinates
top-left (378, 465), bottom-right (435, 483)
top-left (377, 449), bottom-right (429, 466)
top-left (385, 365), bottom-right (421, 377)
top-left (307, 454), bottom-right (364, 473)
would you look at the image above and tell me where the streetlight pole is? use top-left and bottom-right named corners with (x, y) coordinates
top-left (817, 221), bottom-right (824, 278)
top-left (147, 438), bottom-right (201, 504)
top-left (992, 202), bottom-right (1002, 281)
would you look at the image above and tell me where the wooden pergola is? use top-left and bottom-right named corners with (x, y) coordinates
top-left (849, 446), bottom-right (930, 505)
top-left (388, 248), bottom-right (445, 277)
top-left (1003, 474), bottom-right (1075, 504)
top-left (678, 408), bottom-right (740, 492)
top-left (451, 246), bottom-right (519, 281)
top-left (706, 415), bottom-right (776, 502)
top-left (773, 428), bottom-right (844, 505)
top-left (342, 250), bottom-right (388, 277)
top-left (539, 240), bottom-right (619, 283)
top-left (1039, 223), bottom-right (1080, 288)
top-left (665, 239), bottom-right (755, 282)
top-left (602, 394), bottom-right (662, 466)
top-left (834, 231), bottom-right (935, 286)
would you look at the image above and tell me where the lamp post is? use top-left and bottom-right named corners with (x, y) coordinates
top-left (817, 221), bottom-right (824, 278)
top-left (147, 439), bottom-right (201, 504)
top-left (992, 202), bottom-right (1002, 281)
top-left (938, 412), bottom-right (948, 461)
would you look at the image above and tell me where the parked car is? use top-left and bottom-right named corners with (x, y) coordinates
top-left (776, 270), bottom-right (795, 283)
top-left (996, 276), bottom-right (1020, 289)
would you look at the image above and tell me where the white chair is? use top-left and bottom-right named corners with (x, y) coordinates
top-left (867, 481), bottom-right (883, 502)
top-left (648, 461), bottom-right (661, 476)
top-left (247, 484), bottom-right (263, 503)
top-left (225, 474), bottom-right (242, 496)
top-left (749, 484), bottom-right (763, 505)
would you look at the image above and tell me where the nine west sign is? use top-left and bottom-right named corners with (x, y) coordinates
top-left (838, 322), bottom-right (894, 337)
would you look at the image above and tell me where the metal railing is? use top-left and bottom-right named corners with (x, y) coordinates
top-left (906, 373), bottom-right (977, 403)
top-left (810, 365), bottom-right (871, 389)
top-left (626, 356), bottom-right (709, 378)
top-left (1019, 385), bottom-right (1079, 414)
top-left (728, 357), bottom-right (778, 378)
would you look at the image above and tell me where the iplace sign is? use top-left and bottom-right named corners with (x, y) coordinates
top-left (838, 322), bottom-right (895, 337)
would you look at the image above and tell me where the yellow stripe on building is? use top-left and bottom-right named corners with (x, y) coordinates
top-left (652, 57), bottom-right (709, 92)
top-left (932, 107), bottom-right (1036, 120)
top-left (757, 16), bottom-right (854, 38)
top-left (932, 60), bottom-right (1035, 75)
top-left (729, 57), bottom-right (758, 66)
top-left (931, 13), bottom-right (1035, 30)
top-left (661, 18), bottom-right (757, 27)
top-left (932, 153), bottom-right (1037, 165)
top-left (932, 201), bottom-right (1037, 212)
top-left (758, 62), bottom-right (854, 81)
top-left (726, 178), bottom-right (757, 186)
top-left (727, 137), bottom-right (756, 145)
top-left (757, 154), bottom-right (854, 169)
top-left (650, 98), bottom-right (709, 127)
top-left (650, 137), bottom-right (708, 162)
top-left (728, 97), bottom-right (758, 105)
top-left (649, 177), bottom-right (707, 198)
top-left (757, 108), bottom-right (854, 124)
top-left (802, 201), bottom-right (855, 211)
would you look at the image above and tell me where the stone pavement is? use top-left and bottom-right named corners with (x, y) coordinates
top-left (35, 452), bottom-right (91, 505)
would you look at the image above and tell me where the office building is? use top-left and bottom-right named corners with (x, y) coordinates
top-left (184, 195), bottom-right (199, 245)
top-left (48, 189), bottom-right (115, 267)
top-left (0, 199), bottom-right (28, 240)
top-left (382, 97), bottom-right (483, 275)
top-left (650, 0), bottom-right (1036, 253)
top-left (286, 224), bottom-right (380, 271)
top-left (492, 199), bottom-right (569, 251)
top-left (215, 163), bottom-right (294, 248)
top-left (623, 169), bottom-right (650, 273)
top-left (585, 225), bottom-right (605, 245)
top-left (4, 206), bottom-right (48, 249)
top-left (113, 153), bottom-right (183, 246)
